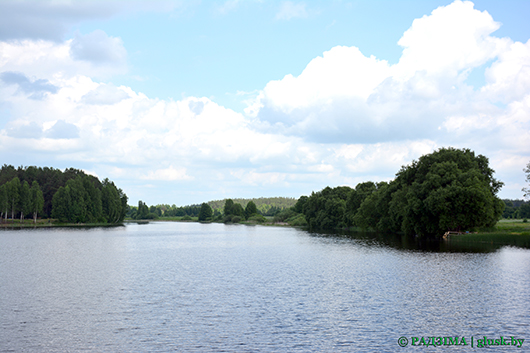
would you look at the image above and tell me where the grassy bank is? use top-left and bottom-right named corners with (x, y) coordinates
top-left (447, 219), bottom-right (530, 247)
top-left (0, 219), bottom-right (123, 228)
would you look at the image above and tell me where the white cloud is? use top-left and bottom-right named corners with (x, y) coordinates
top-left (81, 84), bottom-right (130, 105)
top-left (0, 37), bottom-right (127, 80)
top-left (0, 0), bottom-right (528, 203)
top-left (70, 30), bottom-right (127, 66)
top-left (142, 166), bottom-right (193, 181)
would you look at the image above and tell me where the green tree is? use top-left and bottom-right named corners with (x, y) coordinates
top-left (82, 176), bottom-right (103, 222)
top-left (198, 203), bottom-right (213, 221)
top-left (224, 199), bottom-right (234, 216)
top-left (136, 200), bottom-right (149, 220)
top-left (30, 181), bottom-right (44, 223)
top-left (7, 177), bottom-right (21, 220)
top-left (232, 203), bottom-right (245, 218)
top-left (19, 181), bottom-right (31, 220)
top-left (303, 186), bottom-right (352, 230)
top-left (344, 181), bottom-right (377, 226)
top-left (0, 184), bottom-right (7, 222)
top-left (51, 186), bottom-right (72, 222)
top-left (65, 177), bottom-right (88, 223)
top-left (356, 148), bottom-right (505, 238)
top-left (244, 201), bottom-right (258, 220)
top-left (101, 178), bottom-right (124, 223)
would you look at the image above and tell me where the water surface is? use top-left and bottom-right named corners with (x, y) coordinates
top-left (1, 222), bottom-right (529, 352)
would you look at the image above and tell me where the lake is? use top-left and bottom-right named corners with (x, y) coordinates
top-left (1, 222), bottom-right (529, 352)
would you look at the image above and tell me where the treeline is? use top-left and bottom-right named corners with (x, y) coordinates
top-left (207, 197), bottom-right (296, 216)
top-left (128, 197), bottom-right (296, 220)
top-left (503, 200), bottom-right (530, 219)
top-left (285, 148), bottom-right (505, 239)
top-left (0, 165), bottom-right (127, 224)
top-left (127, 203), bottom-right (203, 220)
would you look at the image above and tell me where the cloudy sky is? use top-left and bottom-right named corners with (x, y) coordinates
top-left (0, 0), bottom-right (529, 206)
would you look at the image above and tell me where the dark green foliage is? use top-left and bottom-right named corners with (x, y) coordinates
top-left (0, 165), bottom-right (111, 219)
top-left (19, 181), bottom-right (31, 220)
top-left (293, 196), bottom-right (308, 214)
top-left (224, 199), bottom-right (235, 216)
top-left (303, 186), bottom-right (352, 230)
top-left (502, 199), bottom-right (530, 219)
top-left (246, 214), bottom-right (267, 223)
top-left (136, 201), bottom-right (149, 220)
top-left (0, 184), bottom-right (7, 222)
top-left (296, 148), bottom-right (504, 239)
top-left (30, 181), bottom-right (44, 223)
top-left (0, 165), bottom-right (127, 224)
top-left (198, 203), bottom-right (213, 221)
top-left (51, 186), bottom-right (72, 222)
top-left (244, 201), bottom-right (258, 219)
top-left (355, 148), bottom-right (504, 238)
top-left (7, 177), bottom-right (20, 220)
top-left (344, 181), bottom-right (377, 226)
top-left (273, 208), bottom-right (298, 223)
top-left (232, 203), bottom-right (244, 217)
top-left (520, 203), bottom-right (530, 219)
top-left (48, 175), bottom-right (126, 224)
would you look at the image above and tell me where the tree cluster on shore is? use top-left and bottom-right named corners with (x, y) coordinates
top-left (128, 197), bottom-right (293, 221)
top-left (288, 148), bottom-right (506, 239)
top-left (502, 199), bottom-right (530, 219)
top-left (0, 165), bottom-right (127, 224)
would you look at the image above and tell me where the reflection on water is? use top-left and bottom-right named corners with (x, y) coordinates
top-left (1, 223), bottom-right (529, 352)
top-left (315, 228), bottom-right (530, 253)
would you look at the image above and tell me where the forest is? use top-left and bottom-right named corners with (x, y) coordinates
top-left (290, 148), bottom-right (507, 238)
top-left (0, 165), bottom-right (128, 224)
top-left (127, 197), bottom-right (296, 220)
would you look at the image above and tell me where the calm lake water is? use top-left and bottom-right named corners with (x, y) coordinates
top-left (1, 222), bottom-right (529, 352)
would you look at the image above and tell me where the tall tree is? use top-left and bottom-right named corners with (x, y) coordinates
top-left (198, 203), bottom-right (213, 221)
top-left (244, 201), bottom-right (258, 219)
top-left (224, 199), bottom-right (234, 216)
top-left (19, 181), bottom-right (31, 221)
top-left (30, 181), bottom-right (44, 223)
top-left (0, 184), bottom-right (7, 222)
top-left (7, 177), bottom-right (21, 220)
top-left (51, 186), bottom-right (72, 222)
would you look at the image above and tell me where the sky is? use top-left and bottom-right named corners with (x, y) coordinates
top-left (0, 0), bottom-right (529, 206)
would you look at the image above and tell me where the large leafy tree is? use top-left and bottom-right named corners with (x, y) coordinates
top-left (7, 177), bottom-right (21, 220)
top-left (198, 203), bottom-right (213, 221)
top-left (359, 147), bottom-right (505, 238)
top-left (223, 199), bottom-right (235, 216)
top-left (51, 186), bottom-right (72, 222)
top-left (244, 201), bottom-right (258, 219)
top-left (19, 181), bottom-right (31, 220)
top-left (303, 186), bottom-right (352, 230)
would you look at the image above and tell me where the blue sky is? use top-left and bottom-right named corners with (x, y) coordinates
top-left (0, 0), bottom-right (529, 206)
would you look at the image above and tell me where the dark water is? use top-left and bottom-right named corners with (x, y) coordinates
top-left (1, 223), bottom-right (529, 352)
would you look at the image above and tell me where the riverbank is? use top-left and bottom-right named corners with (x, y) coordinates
top-left (445, 219), bottom-right (530, 247)
top-left (0, 219), bottom-right (124, 228)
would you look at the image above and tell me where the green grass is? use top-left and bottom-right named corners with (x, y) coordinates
top-left (448, 219), bottom-right (530, 247)
top-left (0, 219), bottom-right (123, 227)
